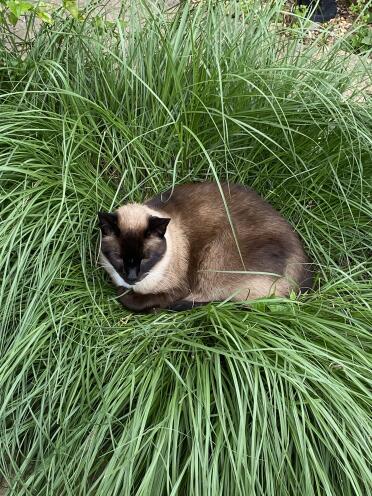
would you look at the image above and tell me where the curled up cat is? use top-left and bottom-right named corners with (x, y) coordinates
top-left (98, 182), bottom-right (312, 312)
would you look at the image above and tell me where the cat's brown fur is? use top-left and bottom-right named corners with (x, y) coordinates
top-left (98, 182), bottom-right (312, 312)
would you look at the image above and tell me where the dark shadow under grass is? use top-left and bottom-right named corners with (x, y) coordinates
top-left (0, 1), bottom-right (371, 495)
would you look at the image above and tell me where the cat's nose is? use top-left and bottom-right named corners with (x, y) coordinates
top-left (126, 268), bottom-right (138, 283)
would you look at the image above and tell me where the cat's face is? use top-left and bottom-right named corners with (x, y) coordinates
top-left (98, 210), bottom-right (170, 286)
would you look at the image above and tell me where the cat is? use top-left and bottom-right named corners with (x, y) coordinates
top-left (98, 182), bottom-right (312, 312)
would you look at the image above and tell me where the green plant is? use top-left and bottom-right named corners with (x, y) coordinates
top-left (349, 0), bottom-right (371, 22)
top-left (349, 23), bottom-right (372, 50)
top-left (0, 1), bottom-right (371, 494)
top-left (0, 0), bottom-right (84, 25)
top-left (0, 0), bottom-right (54, 25)
top-left (293, 3), bottom-right (308, 18)
top-left (346, 0), bottom-right (372, 52)
top-left (286, 4), bottom-right (314, 36)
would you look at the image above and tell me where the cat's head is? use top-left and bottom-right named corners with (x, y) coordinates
top-left (98, 204), bottom-right (170, 286)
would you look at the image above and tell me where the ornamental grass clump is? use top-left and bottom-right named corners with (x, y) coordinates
top-left (0, 1), bottom-right (371, 494)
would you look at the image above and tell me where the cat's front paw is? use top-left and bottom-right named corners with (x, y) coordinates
top-left (117, 286), bottom-right (130, 297)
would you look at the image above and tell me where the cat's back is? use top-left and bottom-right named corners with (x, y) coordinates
top-left (146, 182), bottom-right (311, 295)
top-left (146, 181), bottom-right (285, 230)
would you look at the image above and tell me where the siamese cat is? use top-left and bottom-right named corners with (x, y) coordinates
top-left (98, 182), bottom-right (312, 312)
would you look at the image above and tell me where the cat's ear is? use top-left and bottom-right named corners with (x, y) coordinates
top-left (147, 216), bottom-right (170, 238)
top-left (98, 212), bottom-right (119, 236)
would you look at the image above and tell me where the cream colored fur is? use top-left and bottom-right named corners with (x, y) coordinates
top-left (99, 252), bottom-right (131, 288)
top-left (133, 213), bottom-right (189, 295)
top-left (116, 203), bottom-right (149, 231)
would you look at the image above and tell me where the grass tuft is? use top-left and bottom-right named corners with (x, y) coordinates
top-left (0, 1), bottom-right (371, 494)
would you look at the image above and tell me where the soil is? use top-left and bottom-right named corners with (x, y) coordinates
top-left (6, 0), bottom-right (371, 48)
top-left (285, 0), bottom-right (370, 45)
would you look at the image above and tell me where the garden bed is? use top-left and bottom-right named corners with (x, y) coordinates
top-left (0, 1), bottom-right (371, 495)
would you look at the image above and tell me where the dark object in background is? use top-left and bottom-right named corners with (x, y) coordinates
top-left (298, 0), bottom-right (337, 22)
